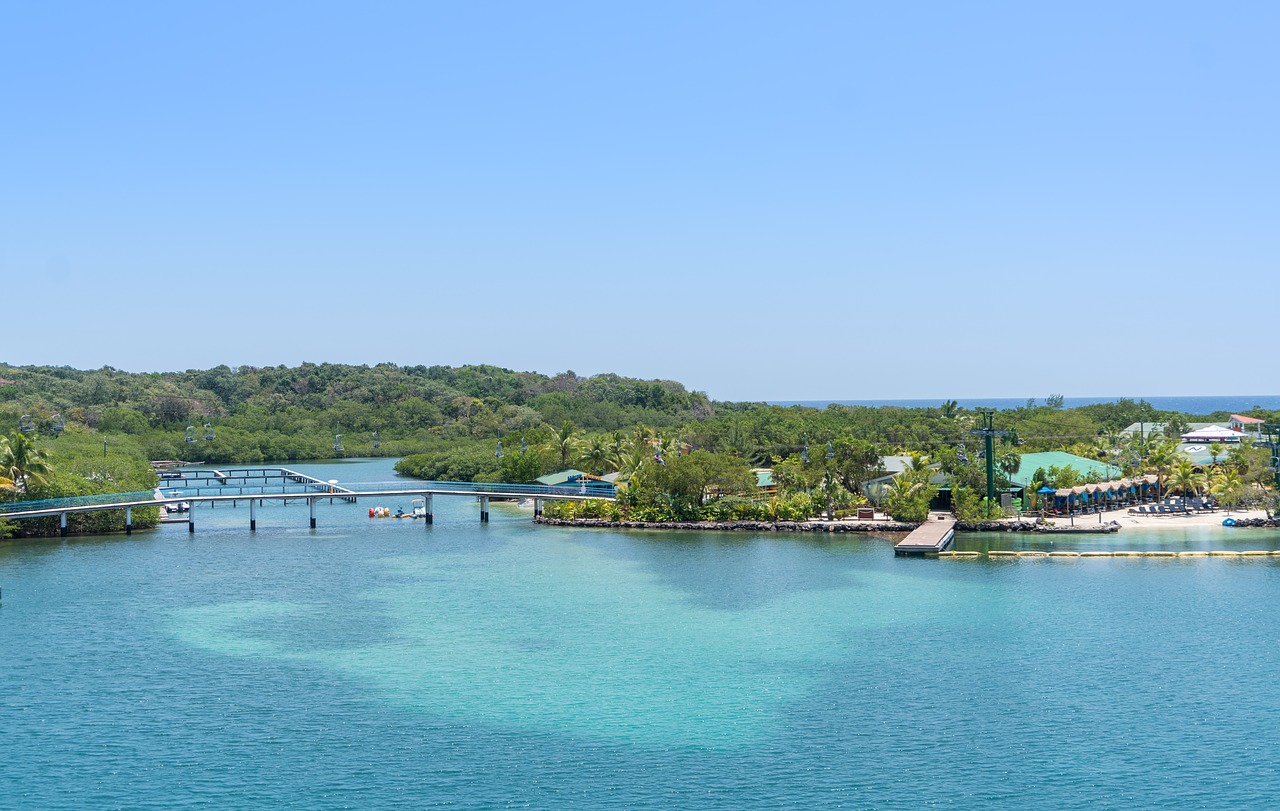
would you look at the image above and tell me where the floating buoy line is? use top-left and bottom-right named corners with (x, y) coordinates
top-left (935, 550), bottom-right (1280, 559)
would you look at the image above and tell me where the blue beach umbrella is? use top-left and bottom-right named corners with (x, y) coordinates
top-left (1036, 485), bottom-right (1055, 514)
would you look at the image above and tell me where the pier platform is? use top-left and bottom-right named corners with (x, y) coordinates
top-left (894, 519), bottom-right (956, 556)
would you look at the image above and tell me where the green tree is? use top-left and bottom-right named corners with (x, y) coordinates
top-left (579, 436), bottom-right (610, 475)
top-left (997, 451), bottom-right (1021, 487)
top-left (883, 466), bottom-right (936, 523)
top-left (549, 421), bottom-right (580, 470)
top-left (628, 450), bottom-right (754, 519)
top-left (826, 437), bottom-right (884, 496)
top-left (1166, 459), bottom-right (1204, 501)
top-left (1145, 441), bottom-right (1178, 498)
top-left (0, 431), bottom-right (54, 494)
top-left (1209, 467), bottom-right (1244, 512)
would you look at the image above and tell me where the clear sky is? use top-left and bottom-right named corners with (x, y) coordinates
top-left (3, 2), bottom-right (1276, 402)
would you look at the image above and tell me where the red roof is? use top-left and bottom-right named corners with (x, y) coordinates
top-left (1231, 414), bottom-right (1265, 424)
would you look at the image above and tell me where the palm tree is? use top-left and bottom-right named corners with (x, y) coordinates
top-left (940, 400), bottom-right (959, 419)
top-left (0, 431), bottom-right (53, 495)
top-left (606, 431), bottom-right (628, 472)
top-left (1210, 467), bottom-right (1244, 512)
top-left (547, 421), bottom-right (580, 471)
top-left (579, 436), bottom-right (610, 476)
top-left (1145, 441), bottom-right (1178, 499)
top-left (616, 448), bottom-right (648, 480)
top-left (1166, 459), bottom-right (1204, 502)
top-left (1207, 442), bottom-right (1225, 466)
top-left (997, 451), bottom-right (1021, 486)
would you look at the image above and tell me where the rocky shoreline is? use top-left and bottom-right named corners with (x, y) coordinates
top-left (534, 516), bottom-right (1126, 534)
top-left (1225, 517), bottom-right (1280, 528)
top-left (956, 520), bottom-right (1122, 534)
top-left (533, 516), bottom-right (917, 533)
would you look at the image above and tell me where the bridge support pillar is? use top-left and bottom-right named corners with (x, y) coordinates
top-left (309, 498), bottom-right (317, 529)
top-left (189, 514), bottom-right (195, 533)
top-left (534, 498), bottom-right (542, 518)
top-left (425, 495), bottom-right (433, 525)
top-left (125, 507), bottom-right (132, 536)
top-left (480, 496), bottom-right (489, 522)
top-left (250, 498), bottom-right (257, 532)
top-left (60, 512), bottom-right (68, 538)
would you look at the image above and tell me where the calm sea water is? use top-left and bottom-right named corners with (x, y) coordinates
top-left (771, 395), bottom-right (1280, 414)
top-left (5, 458), bottom-right (1280, 810)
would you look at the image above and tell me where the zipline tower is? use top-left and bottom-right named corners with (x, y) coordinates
top-left (971, 409), bottom-right (1008, 507)
top-left (1264, 424), bottom-right (1280, 491)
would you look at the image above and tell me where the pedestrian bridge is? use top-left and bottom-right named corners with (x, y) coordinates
top-left (0, 466), bottom-right (615, 536)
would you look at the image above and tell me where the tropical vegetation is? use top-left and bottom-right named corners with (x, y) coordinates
top-left (2, 361), bottom-right (1277, 534)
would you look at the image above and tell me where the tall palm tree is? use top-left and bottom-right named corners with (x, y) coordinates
top-left (0, 431), bottom-right (53, 494)
top-left (1166, 459), bottom-right (1204, 502)
top-left (579, 437), bottom-right (610, 476)
top-left (1208, 442), bottom-right (1225, 466)
top-left (1210, 467), bottom-right (1244, 512)
top-left (606, 431), bottom-right (628, 471)
top-left (547, 421), bottom-right (580, 471)
top-left (997, 451), bottom-right (1021, 486)
top-left (1145, 441), bottom-right (1178, 499)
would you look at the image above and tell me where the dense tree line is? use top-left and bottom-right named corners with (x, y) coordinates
top-left (4, 361), bottom-right (1278, 528)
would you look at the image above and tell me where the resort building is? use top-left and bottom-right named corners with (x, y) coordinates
top-left (1228, 414), bottom-right (1266, 436)
top-left (535, 469), bottom-right (617, 497)
top-left (861, 456), bottom-right (945, 504)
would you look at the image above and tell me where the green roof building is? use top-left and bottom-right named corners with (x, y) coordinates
top-left (1010, 452), bottom-right (1121, 487)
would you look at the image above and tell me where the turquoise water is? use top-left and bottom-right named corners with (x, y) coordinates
top-left (5, 459), bottom-right (1280, 809)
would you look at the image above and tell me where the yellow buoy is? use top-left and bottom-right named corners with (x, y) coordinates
top-left (988, 550), bottom-right (1018, 557)
top-left (1112, 551), bottom-right (1142, 557)
top-left (1142, 551), bottom-right (1178, 557)
top-left (1177, 551), bottom-right (1208, 557)
top-left (1079, 551), bottom-right (1114, 557)
top-left (1048, 551), bottom-right (1081, 558)
top-left (1241, 550), bottom-right (1271, 557)
top-left (1017, 551), bottom-right (1048, 557)
top-left (1208, 551), bottom-right (1240, 557)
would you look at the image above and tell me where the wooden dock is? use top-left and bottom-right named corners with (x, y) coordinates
top-left (894, 519), bottom-right (956, 556)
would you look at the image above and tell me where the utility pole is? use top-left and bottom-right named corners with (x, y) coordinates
top-left (971, 409), bottom-right (1008, 507)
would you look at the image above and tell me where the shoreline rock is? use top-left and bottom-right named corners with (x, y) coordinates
top-left (1225, 518), bottom-right (1280, 528)
top-left (956, 519), bottom-right (1122, 534)
top-left (536, 516), bottom-right (1127, 534)
top-left (533, 516), bottom-right (918, 533)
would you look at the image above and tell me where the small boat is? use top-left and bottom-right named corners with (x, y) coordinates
top-left (164, 501), bottom-right (190, 514)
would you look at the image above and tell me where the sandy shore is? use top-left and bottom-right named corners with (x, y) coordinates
top-left (1042, 507), bottom-right (1268, 529)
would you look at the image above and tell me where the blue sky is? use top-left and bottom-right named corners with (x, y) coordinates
top-left (3, 2), bottom-right (1276, 402)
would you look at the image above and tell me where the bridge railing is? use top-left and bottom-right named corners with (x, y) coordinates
top-left (0, 490), bottom-right (161, 514)
top-left (337, 480), bottom-right (616, 498)
top-left (0, 480), bottom-right (615, 515)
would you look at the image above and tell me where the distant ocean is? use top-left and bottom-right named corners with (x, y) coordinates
top-left (768, 395), bottom-right (1280, 415)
